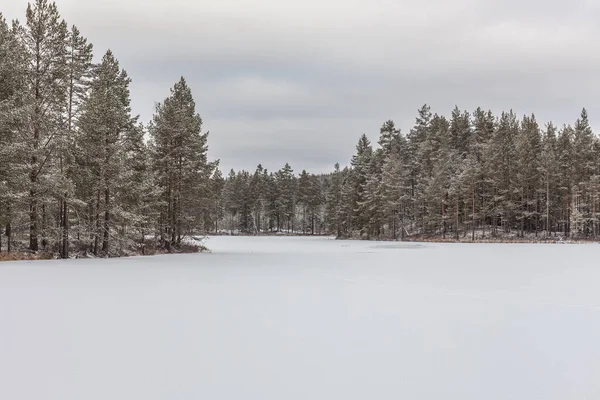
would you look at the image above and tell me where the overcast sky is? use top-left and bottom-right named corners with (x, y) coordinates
top-left (5, 0), bottom-right (600, 173)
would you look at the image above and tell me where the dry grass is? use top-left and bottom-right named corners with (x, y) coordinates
top-left (0, 252), bottom-right (54, 262)
top-left (0, 237), bottom-right (209, 262)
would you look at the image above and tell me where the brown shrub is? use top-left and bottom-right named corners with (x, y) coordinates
top-left (0, 252), bottom-right (54, 262)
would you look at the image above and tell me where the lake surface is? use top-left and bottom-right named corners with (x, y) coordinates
top-left (1, 236), bottom-right (599, 399)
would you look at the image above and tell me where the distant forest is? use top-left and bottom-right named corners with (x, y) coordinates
top-left (1, 1), bottom-right (598, 260)
top-left (220, 106), bottom-right (598, 243)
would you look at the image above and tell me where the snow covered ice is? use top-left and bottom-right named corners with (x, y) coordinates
top-left (2, 236), bottom-right (600, 399)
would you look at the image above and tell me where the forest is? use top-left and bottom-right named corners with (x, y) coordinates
top-left (220, 106), bottom-right (599, 242)
top-left (0, 1), bottom-right (214, 258)
top-left (1, 1), bottom-right (599, 260)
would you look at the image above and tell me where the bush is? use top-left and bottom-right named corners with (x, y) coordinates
top-left (0, 252), bottom-right (54, 262)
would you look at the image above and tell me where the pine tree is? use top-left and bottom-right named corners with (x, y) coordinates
top-left (309, 174), bottom-right (324, 234)
top-left (349, 134), bottom-right (373, 236)
top-left (209, 167), bottom-right (225, 233)
top-left (483, 111), bottom-right (519, 235)
top-left (406, 105), bottom-right (432, 234)
top-left (472, 108), bottom-right (495, 238)
top-left (297, 169), bottom-right (311, 233)
top-left (17, 0), bottom-right (69, 251)
top-left (571, 108), bottom-right (595, 236)
top-left (325, 163), bottom-right (343, 237)
top-left (556, 125), bottom-right (574, 236)
top-left (149, 77), bottom-right (211, 249)
top-left (450, 106), bottom-right (471, 156)
top-left (513, 114), bottom-right (542, 236)
top-left (58, 24), bottom-right (93, 258)
top-left (460, 152), bottom-right (480, 240)
top-left (338, 167), bottom-right (354, 236)
top-left (361, 156), bottom-right (384, 238)
top-left (77, 50), bottom-right (135, 255)
top-left (222, 169), bottom-right (238, 234)
top-left (378, 120), bottom-right (399, 156)
top-left (0, 14), bottom-right (27, 253)
top-left (420, 114), bottom-right (451, 235)
top-left (381, 133), bottom-right (410, 239)
top-left (249, 165), bottom-right (265, 233)
top-left (275, 163), bottom-right (296, 232)
top-left (116, 122), bottom-right (156, 253)
top-left (540, 122), bottom-right (558, 236)
top-left (263, 171), bottom-right (279, 232)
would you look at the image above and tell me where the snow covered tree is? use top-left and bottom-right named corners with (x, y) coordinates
top-left (0, 14), bottom-right (27, 253)
top-left (77, 50), bottom-right (135, 255)
top-left (381, 133), bottom-right (410, 239)
top-left (540, 122), bottom-right (558, 236)
top-left (208, 167), bottom-right (225, 233)
top-left (571, 109), bottom-right (595, 236)
top-left (116, 122), bottom-right (157, 253)
top-left (483, 111), bottom-right (519, 235)
top-left (275, 163), bottom-right (296, 232)
top-left (361, 156), bottom-right (384, 238)
top-left (297, 170), bottom-right (311, 233)
top-left (149, 77), bottom-right (213, 250)
top-left (58, 24), bottom-right (93, 258)
top-left (325, 163), bottom-right (344, 237)
top-left (16, 0), bottom-right (68, 251)
top-left (249, 165), bottom-right (265, 233)
top-left (513, 114), bottom-right (542, 236)
top-left (556, 125), bottom-right (574, 236)
top-left (406, 105), bottom-right (432, 232)
top-left (222, 169), bottom-right (239, 234)
top-left (349, 134), bottom-right (373, 236)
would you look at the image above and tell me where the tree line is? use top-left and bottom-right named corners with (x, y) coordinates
top-left (216, 105), bottom-right (600, 241)
top-left (2, 2), bottom-right (598, 260)
top-left (0, 1), bottom-right (215, 257)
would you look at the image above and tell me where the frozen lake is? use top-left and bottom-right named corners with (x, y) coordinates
top-left (1, 236), bottom-right (600, 399)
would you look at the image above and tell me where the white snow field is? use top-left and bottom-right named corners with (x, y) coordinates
top-left (2, 236), bottom-right (600, 400)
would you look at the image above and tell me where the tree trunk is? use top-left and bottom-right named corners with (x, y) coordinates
top-left (29, 187), bottom-right (38, 251)
top-left (472, 184), bottom-right (475, 241)
top-left (546, 175), bottom-right (550, 237)
top-left (393, 210), bottom-right (397, 240)
top-left (62, 197), bottom-right (69, 258)
top-left (6, 221), bottom-right (11, 253)
top-left (94, 188), bottom-right (100, 255)
top-left (302, 206), bottom-right (306, 234)
top-left (442, 194), bottom-right (446, 239)
top-left (455, 198), bottom-right (459, 241)
top-left (521, 187), bottom-right (525, 238)
top-left (159, 213), bottom-right (165, 248)
top-left (102, 187), bottom-right (110, 253)
top-left (593, 190), bottom-right (597, 238)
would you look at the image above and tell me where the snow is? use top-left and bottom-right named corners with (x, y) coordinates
top-left (1, 236), bottom-right (600, 399)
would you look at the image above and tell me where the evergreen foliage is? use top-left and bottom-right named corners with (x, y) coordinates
top-left (1, 1), bottom-right (599, 259)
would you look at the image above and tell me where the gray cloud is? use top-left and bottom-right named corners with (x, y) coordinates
top-left (5, 0), bottom-right (600, 173)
